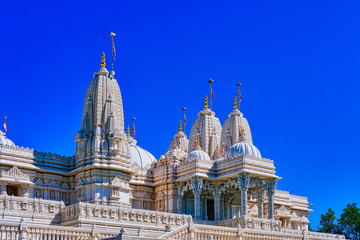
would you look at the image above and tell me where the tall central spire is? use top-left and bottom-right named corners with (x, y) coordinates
top-left (76, 52), bottom-right (126, 158)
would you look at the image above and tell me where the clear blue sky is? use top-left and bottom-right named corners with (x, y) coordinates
top-left (1, 0), bottom-right (359, 228)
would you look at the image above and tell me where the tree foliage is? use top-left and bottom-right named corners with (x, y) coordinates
top-left (318, 208), bottom-right (336, 233)
top-left (317, 203), bottom-right (360, 240)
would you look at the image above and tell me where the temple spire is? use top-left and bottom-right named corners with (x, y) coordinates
top-left (178, 120), bottom-right (182, 132)
top-left (101, 52), bottom-right (106, 68)
top-left (127, 125), bottom-right (130, 137)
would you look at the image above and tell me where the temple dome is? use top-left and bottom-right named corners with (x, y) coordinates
top-left (187, 146), bottom-right (211, 162)
top-left (129, 140), bottom-right (156, 170)
top-left (225, 136), bottom-right (261, 160)
top-left (0, 131), bottom-right (15, 147)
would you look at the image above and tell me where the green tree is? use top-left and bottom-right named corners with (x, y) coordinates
top-left (337, 203), bottom-right (360, 240)
top-left (318, 208), bottom-right (337, 233)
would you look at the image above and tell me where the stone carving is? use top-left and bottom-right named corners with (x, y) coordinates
top-left (0, 167), bottom-right (30, 182)
top-left (238, 173), bottom-right (250, 191)
top-left (190, 177), bottom-right (203, 194)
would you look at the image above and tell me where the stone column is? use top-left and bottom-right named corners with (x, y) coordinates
top-left (177, 183), bottom-right (183, 214)
top-left (220, 197), bottom-right (224, 220)
top-left (238, 173), bottom-right (250, 216)
top-left (213, 186), bottom-right (221, 221)
top-left (256, 189), bottom-right (265, 218)
top-left (177, 197), bottom-right (183, 214)
top-left (266, 179), bottom-right (277, 219)
top-left (204, 196), bottom-right (208, 220)
top-left (190, 177), bottom-right (203, 220)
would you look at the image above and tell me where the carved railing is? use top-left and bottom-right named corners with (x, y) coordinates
top-left (61, 202), bottom-right (192, 228)
top-left (217, 216), bottom-right (282, 231)
top-left (0, 220), bottom-right (118, 240)
top-left (0, 218), bottom-right (346, 240)
top-left (0, 195), bottom-right (65, 224)
top-left (162, 221), bottom-right (346, 240)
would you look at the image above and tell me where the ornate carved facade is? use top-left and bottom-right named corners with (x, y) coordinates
top-left (0, 52), bottom-right (344, 239)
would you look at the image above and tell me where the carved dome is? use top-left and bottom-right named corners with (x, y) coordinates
top-left (0, 131), bottom-right (15, 147)
top-left (129, 139), bottom-right (156, 170)
top-left (187, 146), bottom-right (211, 162)
top-left (225, 136), bottom-right (261, 160)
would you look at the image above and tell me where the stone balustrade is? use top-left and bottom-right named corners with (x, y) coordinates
top-left (217, 216), bottom-right (282, 231)
top-left (0, 195), bottom-right (65, 224)
top-left (61, 202), bottom-right (192, 229)
top-left (0, 220), bottom-right (118, 240)
top-left (0, 218), bottom-right (346, 240)
top-left (160, 220), bottom-right (345, 240)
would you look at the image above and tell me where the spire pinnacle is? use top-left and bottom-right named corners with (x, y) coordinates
top-left (101, 52), bottom-right (106, 68)
top-left (204, 95), bottom-right (209, 109)
top-left (233, 96), bottom-right (237, 109)
top-left (178, 120), bottom-right (182, 132)
top-left (127, 125), bottom-right (130, 137)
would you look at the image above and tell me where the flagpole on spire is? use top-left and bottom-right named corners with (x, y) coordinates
top-left (109, 32), bottom-right (116, 72)
top-left (3, 116), bottom-right (7, 132)
top-left (131, 117), bottom-right (136, 138)
top-left (182, 107), bottom-right (186, 133)
top-left (208, 79), bottom-right (214, 110)
top-left (236, 83), bottom-right (242, 112)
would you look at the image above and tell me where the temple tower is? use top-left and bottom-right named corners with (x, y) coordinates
top-left (188, 96), bottom-right (222, 160)
top-left (74, 53), bottom-right (132, 206)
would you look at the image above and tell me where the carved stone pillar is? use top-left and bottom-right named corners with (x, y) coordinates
top-left (177, 197), bottom-right (182, 214)
top-left (177, 183), bottom-right (183, 214)
top-left (214, 186), bottom-right (221, 221)
top-left (238, 173), bottom-right (250, 216)
top-left (256, 189), bottom-right (265, 218)
top-left (220, 197), bottom-right (224, 220)
top-left (190, 177), bottom-right (203, 220)
top-left (204, 196), bottom-right (208, 220)
top-left (266, 179), bottom-right (277, 219)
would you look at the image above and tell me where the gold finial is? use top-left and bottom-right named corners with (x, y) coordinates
top-left (194, 133), bottom-right (199, 147)
top-left (204, 95), bottom-right (209, 109)
top-left (101, 52), bottom-right (106, 68)
top-left (233, 96), bottom-right (237, 109)
top-left (127, 125), bottom-right (130, 136)
top-left (238, 125), bottom-right (244, 136)
top-left (178, 120), bottom-right (182, 132)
